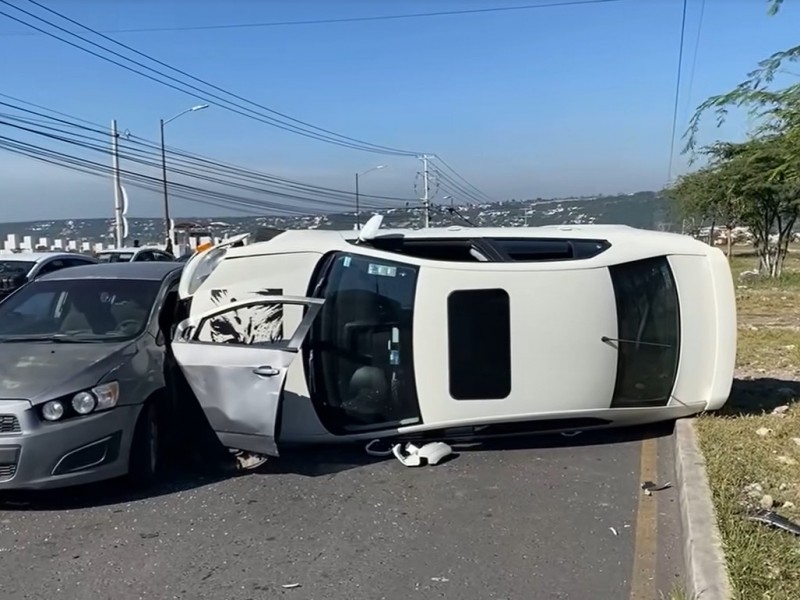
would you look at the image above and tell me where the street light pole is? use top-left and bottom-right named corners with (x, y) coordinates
top-left (354, 164), bottom-right (386, 229)
top-left (160, 104), bottom-right (208, 252)
top-left (355, 172), bottom-right (360, 230)
top-left (159, 118), bottom-right (170, 251)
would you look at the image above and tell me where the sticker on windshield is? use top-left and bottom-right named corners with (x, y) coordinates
top-left (343, 256), bottom-right (352, 268)
top-left (368, 264), bottom-right (396, 277)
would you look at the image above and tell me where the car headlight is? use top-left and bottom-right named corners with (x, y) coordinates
top-left (184, 246), bottom-right (227, 297)
top-left (40, 382), bottom-right (120, 422)
top-left (42, 400), bottom-right (64, 421)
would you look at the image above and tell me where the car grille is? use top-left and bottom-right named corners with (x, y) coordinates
top-left (0, 464), bottom-right (16, 481)
top-left (0, 415), bottom-right (21, 433)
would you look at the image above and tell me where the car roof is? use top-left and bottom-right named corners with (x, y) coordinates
top-left (0, 252), bottom-right (92, 263)
top-left (38, 261), bottom-right (183, 281)
top-left (226, 223), bottom-right (701, 259)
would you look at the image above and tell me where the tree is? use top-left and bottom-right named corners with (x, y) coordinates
top-left (675, 0), bottom-right (800, 277)
top-left (669, 136), bottom-right (799, 275)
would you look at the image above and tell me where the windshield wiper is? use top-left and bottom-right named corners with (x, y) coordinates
top-left (0, 334), bottom-right (98, 343)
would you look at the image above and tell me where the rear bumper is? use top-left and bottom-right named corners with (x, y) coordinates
top-left (0, 401), bottom-right (142, 490)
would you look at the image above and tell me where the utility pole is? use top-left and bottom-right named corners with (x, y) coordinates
top-left (420, 155), bottom-right (432, 228)
top-left (111, 120), bottom-right (124, 248)
top-left (159, 118), bottom-right (172, 253)
top-left (354, 171), bottom-right (360, 230)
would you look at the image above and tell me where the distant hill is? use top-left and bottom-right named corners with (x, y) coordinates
top-left (0, 191), bottom-right (678, 245)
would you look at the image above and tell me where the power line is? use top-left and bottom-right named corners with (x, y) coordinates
top-left (0, 96), bottom-right (415, 204)
top-left (1, 0), bottom-right (628, 36)
top-left (681, 0), bottom-right (706, 129)
top-left (2, 0), bottom-right (499, 200)
top-left (4, 0), bottom-right (421, 157)
top-left (666, 0), bottom-right (689, 183)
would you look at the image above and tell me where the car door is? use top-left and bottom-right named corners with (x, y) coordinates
top-left (171, 295), bottom-right (324, 456)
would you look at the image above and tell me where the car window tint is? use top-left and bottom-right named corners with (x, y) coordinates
top-left (0, 278), bottom-right (162, 341)
top-left (608, 256), bottom-right (680, 408)
top-left (37, 259), bottom-right (66, 275)
top-left (447, 288), bottom-right (511, 400)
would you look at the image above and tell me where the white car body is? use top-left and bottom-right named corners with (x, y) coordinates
top-left (171, 220), bottom-right (737, 456)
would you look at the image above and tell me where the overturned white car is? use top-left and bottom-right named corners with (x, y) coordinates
top-left (171, 217), bottom-right (737, 457)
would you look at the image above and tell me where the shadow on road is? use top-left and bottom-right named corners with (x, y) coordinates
top-left (0, 421), bottom-right (674, 512)
top-left (716, 377), bottom-right (800, 416)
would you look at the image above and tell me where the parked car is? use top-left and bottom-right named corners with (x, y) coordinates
top-left (95, 247), bottom-right (175, 263)
top-left (0, 252), bottom-right (97, 302)
top-left (0, 262), bottom-right (182, 490)
top-left (170, 216), bottom-right (737, 458)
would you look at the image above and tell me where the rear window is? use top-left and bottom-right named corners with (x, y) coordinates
top-left (447, 288), bottom-right (511, 400)
top-left (97, 252), bottom-right (134, 263)
top-left (608, 256), bottom-right (680, 408)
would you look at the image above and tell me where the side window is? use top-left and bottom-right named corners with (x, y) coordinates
top-left (36, 259), bottom-right (66, 277)
top-left (608, 256), bottom-right (680, 408)
top-left (156, 252), bottom-right (174, 262)
top-left (136, 251), bottom-right (155, 262)
top-left (447, 288), bottom-right (511, 400)
top-left (65, 258), bottom-right (92, 268)
top-left (194, 290), bottom-right (288, 345)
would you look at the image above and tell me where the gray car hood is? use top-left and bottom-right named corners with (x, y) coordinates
top-left (0, 340), bottom-right (137, 404)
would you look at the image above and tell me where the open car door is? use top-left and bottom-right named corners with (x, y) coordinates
top-left (171, 295), bottom-right (323, 456)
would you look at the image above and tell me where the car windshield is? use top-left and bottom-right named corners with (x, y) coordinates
top-left (307, 252), bottom-right (421, 433)
top-left (97, 252), bottom-right (134, 263)
top-left (0, 260), bottom-right (35, 278)
top-left (0, 278), bottom-right (162, 342)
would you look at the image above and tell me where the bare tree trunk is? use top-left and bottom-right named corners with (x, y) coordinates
top-left (726, 224), bottom-right (733, 260)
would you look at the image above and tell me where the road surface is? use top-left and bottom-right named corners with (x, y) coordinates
top-left (0, 423), bottom-right (683, 600)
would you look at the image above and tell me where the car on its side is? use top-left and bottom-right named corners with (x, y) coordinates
top-left (0, 252), bottom-right (98, 302)
top-left (0, 262), bottom-right (182, 490)
top-left (169, 216), bottom-right (737, 459)
top-left (95, 247), bottom-right (175, 263)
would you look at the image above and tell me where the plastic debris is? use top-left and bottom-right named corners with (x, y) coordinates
top-left (431, 577), bottom-right (450, 583)
top-left (365, 439), bottom-right (394, 457)
top-left (746, 509), bottom-right (800, 536)
top-left (392, 442), bottom-right (453, 467)
top-left (641, 480), bottom-right (672, 496)
top-left (609, 527), bottom-right (619, 536)
top-left (281, 583), bottom-right (302, 589)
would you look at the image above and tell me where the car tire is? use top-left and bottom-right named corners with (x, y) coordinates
top-left (128, 400), bottom-right (162, 487)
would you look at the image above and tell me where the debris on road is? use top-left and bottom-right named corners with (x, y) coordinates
top-left (746, 509), bottom-right (800, 536)
top-left (281, 583), bottom-right (302, 589)
top-left (364, 439), bottom-right (394, 457)
top-left (431, 577), bottom-right (450, 583)
top-left (560, 431), bottom-right (582, 437)
top-left (392, 442), bottom-right (453, 467)
top-left (139, 532), bottom-right (159, 539)
top-left (641, 480), bottom-right (672, 495)
top-left (609, 527), bottom-right (619, 536)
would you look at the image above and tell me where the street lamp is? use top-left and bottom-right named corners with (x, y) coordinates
top-left (160, 104), bottom-right (208, 252)
top-left (355, 164), bottom-right (386, 229)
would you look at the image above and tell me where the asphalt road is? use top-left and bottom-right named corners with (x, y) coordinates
top-left (0, 424), bottom-right (683, 600)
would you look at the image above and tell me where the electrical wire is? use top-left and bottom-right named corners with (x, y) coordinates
top-left (0, 98), bottom-right (415, 204)
top-left (667, 0), bottom-right (689, 183)
top-left (681, 0), bottom-right (706, 129)
top-left (2, 0), bottom-right (496, 198)
top-left (2, 0), bottom-right (628, 36)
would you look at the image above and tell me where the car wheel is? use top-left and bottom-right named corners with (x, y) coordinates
top-left (129, 400), bottom-right (162, 486)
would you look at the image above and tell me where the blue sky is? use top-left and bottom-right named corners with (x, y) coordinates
top-left (0, 0), bottom-right (798, 221)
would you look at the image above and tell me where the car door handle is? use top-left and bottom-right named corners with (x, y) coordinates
top-left (253, 365), bottom-right (280, 377)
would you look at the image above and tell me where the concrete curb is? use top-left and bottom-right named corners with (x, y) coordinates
top-left (674, 418), bottom-right (733, 600)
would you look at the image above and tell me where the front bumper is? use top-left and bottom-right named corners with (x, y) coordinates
top-left (0, 400), bottom-right (142, 490)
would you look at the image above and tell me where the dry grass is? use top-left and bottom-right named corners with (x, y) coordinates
top-left (694, 248), bottom-right (800, 600)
